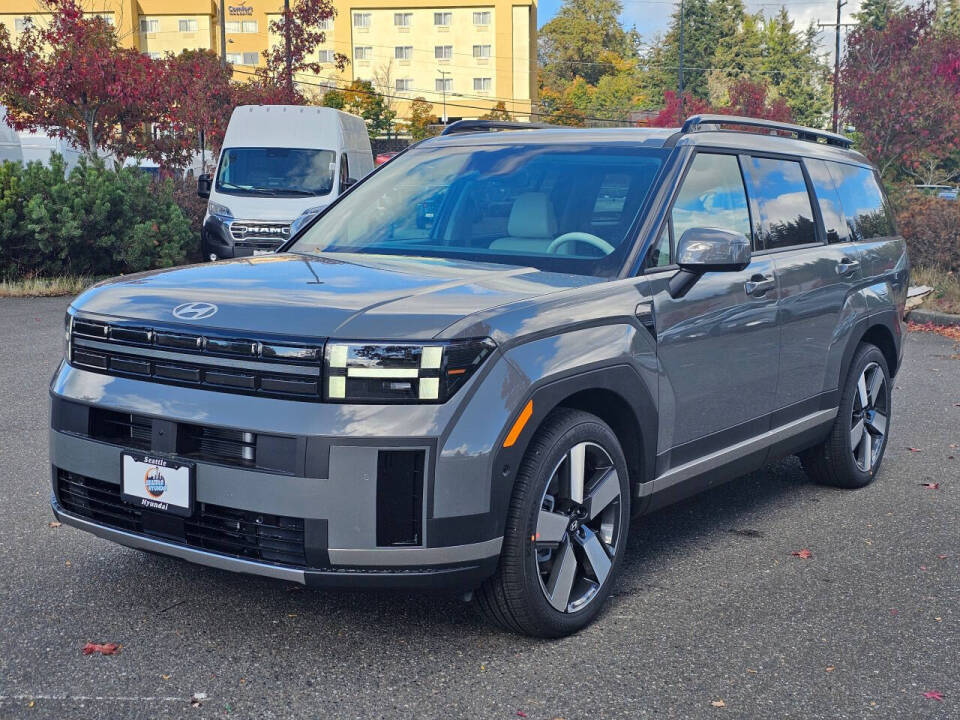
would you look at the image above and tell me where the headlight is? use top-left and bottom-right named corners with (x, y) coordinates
top-left (324, 338), bottom-right (496, 403)
top-left (207, 201), bottom-right (233, 218)
top-left (64, 312), bottom-right (73, 360)
top-left (291, 205), bottom-right (327, 235)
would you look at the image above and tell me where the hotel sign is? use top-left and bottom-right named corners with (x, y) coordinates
top-left (228, 3), bottom-right (254, 15)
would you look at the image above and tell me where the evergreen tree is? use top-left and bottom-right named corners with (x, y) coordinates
top-left (854, 0), bottom-right (903, 30)
top-left (539, 0), bottom-right (637, 86)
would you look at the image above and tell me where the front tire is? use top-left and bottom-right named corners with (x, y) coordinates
top-left (476, 409), bottom-right (631, 637)
top-left (801, 343), bottom-right (892, 488)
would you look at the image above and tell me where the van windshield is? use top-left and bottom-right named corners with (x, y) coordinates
top-left (290, 143), bottom-right (666, 277)
top-left (216, 147), bottom-right (336, 197)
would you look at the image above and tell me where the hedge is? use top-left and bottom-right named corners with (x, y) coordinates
top-left (893, 191), bottom-right (960, 272)
top-left (0, 155), bottom-right (197, 280)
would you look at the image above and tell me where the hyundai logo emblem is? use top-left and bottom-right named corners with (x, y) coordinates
top-left (172, 302), bottom-right (218, 320)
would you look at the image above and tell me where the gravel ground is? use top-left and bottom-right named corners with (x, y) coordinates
top-left (1, 296), bottom-right (957, 719)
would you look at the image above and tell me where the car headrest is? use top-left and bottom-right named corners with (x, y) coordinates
top-left (507, 193), bottom-right (557, 239)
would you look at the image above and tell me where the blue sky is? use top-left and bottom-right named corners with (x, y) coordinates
top-left (537, 0), bottom-right (864, 52)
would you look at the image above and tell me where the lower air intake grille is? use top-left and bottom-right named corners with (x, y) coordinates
top-left (376, 450), bottom-right (424, 547)
top-left (56, 469), bottom-right (307, 567)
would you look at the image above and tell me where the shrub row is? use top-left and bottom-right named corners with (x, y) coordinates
top-left (0, 155), bottom-right (198, 280)
top-left (893, 191), bottom-right (960, 272)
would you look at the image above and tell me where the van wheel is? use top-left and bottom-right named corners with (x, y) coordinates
top-left (801, 343), bottom-right (891, 489)
top-left (475, 409), bottom-right (630, 637)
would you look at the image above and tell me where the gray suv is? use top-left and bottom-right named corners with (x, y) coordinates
top-left (49, 115), bottom-right (908, 637)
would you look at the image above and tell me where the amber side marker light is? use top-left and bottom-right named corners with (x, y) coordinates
top-left (503, 400), bottom-right (533, 448)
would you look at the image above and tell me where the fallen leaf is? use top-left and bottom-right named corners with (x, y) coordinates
top-left (923, 690), bottom-right (943, 701)
top-left (949, 444), bottom-right (958, 449)
top-left (791, 549), bottom-right (812, 559)
top-left (82, 642), bottom-right (120, 656)
top-left (939, 554), bottom-right (949, 559)
top-left (935, 617), bottom-right (942, 622)
top-left (48, 521), bottom-right (61, 528)
top-left (921, 566), bottom-right (927, 571)
top-left (908, 447), bottom-right (922, 452)
top-left (27, 700), bottom-right (34, 708)
top-left (890, 609), bottom-right (899, 615)
top-left (711, 699), bottom-right (726, 707)
top-left (826, 666), bottom-right (835, 672)
top-left (161, 674), bottom-right (171, 680)
top-left (64, 561), bottom-right (71, 567)
top-left (517, 712), bottom-right (527, 718)
top-left (921, 483), bottom-right (940, 489)
top-left (190, 692), bottom-right (207, 708)
top-left (746, 668), bottom-right (758, 673)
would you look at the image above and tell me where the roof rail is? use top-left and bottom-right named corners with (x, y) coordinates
top-left (440, 119), bottom-right (554, 136)
top-left (680, 114), bottom-right (853, 148)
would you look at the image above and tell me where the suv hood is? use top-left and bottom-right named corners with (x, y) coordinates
top-left (72, 253), bottom-right (597, 340)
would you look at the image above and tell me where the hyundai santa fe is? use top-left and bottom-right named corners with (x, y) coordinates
top-left (50, 115), bottom-right (908, 637)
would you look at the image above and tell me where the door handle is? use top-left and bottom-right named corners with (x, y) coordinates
top-left (744, 275), bottom-right (776, 297)
top-left (836, 258), bottom-right (860, 276)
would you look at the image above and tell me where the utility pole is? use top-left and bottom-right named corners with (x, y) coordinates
top-left (677, 0), bottom-right (685, 124)
top-left (819, 0), bottom-right (854, 133)
top-left (284, 0), bottom-right (293, 93)
top-left (438, 69), bottom-right (451, 123)
top-left (219, 1), bottom-right (227, 68)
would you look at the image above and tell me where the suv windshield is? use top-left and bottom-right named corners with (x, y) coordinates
top-left (216, 147), bottom-right (336, 197)
top-left (291, 143), bottom-right (666, 276)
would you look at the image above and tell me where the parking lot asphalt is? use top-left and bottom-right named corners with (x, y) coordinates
top-left (1, 296), bottom-right (958, 720)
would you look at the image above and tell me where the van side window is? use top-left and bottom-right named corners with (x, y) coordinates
top-left (805, 159), bottom-right (849, 243)
top-left (743, 157), bottom-right (817, 250)
top-left (669, 152), bottom-right (751, 247)
top-left (827, 162), bottom-right (894, 240)
top-left (339, 154), bottom-right (350, 194)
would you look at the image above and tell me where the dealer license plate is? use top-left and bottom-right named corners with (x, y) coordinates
top-left (121, 453), bottom-right (193, 517)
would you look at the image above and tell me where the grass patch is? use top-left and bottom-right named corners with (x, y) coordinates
top-left (912, 266), bottom-right (960, 315)
top-left (0, 275), bottom-right (101, 298)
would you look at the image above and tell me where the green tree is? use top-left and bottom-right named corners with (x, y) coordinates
top-left (480, 101), bottom-right (513, 120)
top-left (321, 89), bottom-right (346, 109)
top-left (343, 80), bottom-right (397, 137)
top-left (408, 97), bottom-right (437, 140)
top-left (854, 0), bottom-right (903, 30)
top-left (539, 0), bottom-right (638, 86)
top-left (936, 0), bottom-right (960, 34)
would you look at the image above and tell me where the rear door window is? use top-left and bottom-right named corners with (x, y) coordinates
top-left (827, 162), bottom-right (895, 240)
top-left (742, 157), bottom-right (817, 250)
top-left (805, 159), bottom-right (849, 243)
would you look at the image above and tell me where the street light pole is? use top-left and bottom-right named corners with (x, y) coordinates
top-left (677, 0), bottom-right (685, 124)
top-left (438, 69), bottom-right (451, 124)
top-left (219, 1), bottom-right (227, 68)
top-left (284, 0), bottom-right (293, 94)
top-left (819, 0), bottom-right (853, 133)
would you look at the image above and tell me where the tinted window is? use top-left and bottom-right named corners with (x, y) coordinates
top-left (292, 144), bottom-right (666, 278)
top-left (805, 159), bottom-right (849, 243)
top-left (743, 157), bottom-right (817, 250)
top-left (671, 152), bottom-right (751, 244)
top-left (216, 147), bottom-right (336, 196)
top-left (827, 162), bottom-right (894, 240)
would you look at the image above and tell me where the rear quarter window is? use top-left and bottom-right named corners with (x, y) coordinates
top-left (827, 162), bottom-right (895, 240)
top-left (805, 159), bottom-right (849, 243)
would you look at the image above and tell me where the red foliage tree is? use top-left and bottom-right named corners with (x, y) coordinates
top-left (0, 0), bottom-right (163, 163)
top-left (840, 5), bottom-right (960, 178)
top-left (648, 80), bottom-right (791, 127)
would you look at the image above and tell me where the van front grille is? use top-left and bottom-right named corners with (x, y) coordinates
top-left (56, 469), bottom-right (307, 567)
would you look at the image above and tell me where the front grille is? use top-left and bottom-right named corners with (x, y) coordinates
top-left (56, 469), bottom-right (307, 567)
top-left (70, 317), bottom-right (323, 401)
top-left (90, 409), bottom-right (152, 451)
top-left (180, 423), bottom-right (257, 466)
top-left (233, 239), bottom-right (285, 251)
top-left (229, 222), bottom-right (290, 242)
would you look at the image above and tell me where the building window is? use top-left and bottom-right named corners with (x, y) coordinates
top-left (353, 13), bottom-right (371, 28)
top-left (318, 18), bottom-right (331, 30)
top-left (472, 11), bottom-right (491, 25)
top-left (226, 53), bottom-right (242, 64)
top-left (140, 18), bottom-right (159, 33)
top-left (434, 12), bottom-right (452, 25)
top-left (225, 21), bottom-right (240, 32)
top-left (395, 78), bottom-right (413, 91)
top-left (354, 46), bottom-right (372, 60)
top-left (473, 44), bottom-right (491, 58)
top-left (435, 45), bottom-right (452, 60)
top-left (146, 51), bottom-right (163, 60)
top-left (435, 78), bottom-right (452, 93)
top-left (318, 49), bottom-right (334, 63)
top-left (242, 52), bottom-right (259, 65)
top-left (241, 20), bottom-right (258, 33)
top-left (394, 12), bottom-right (412, 26)
top-left (14, 16), bottom-right (32, 32)
top-left (395, 46), bottom-right (413, 60)
top-left (473, 77), bottom-right (492, 92)
top-left (179, 19), bottom-right (198, 32)
top-left (93, 13), bottom-right (114, 26)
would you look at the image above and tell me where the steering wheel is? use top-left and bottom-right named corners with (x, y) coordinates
top-left (545, 232), bottom-right (616, 256)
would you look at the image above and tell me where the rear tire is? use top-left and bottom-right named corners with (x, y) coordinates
top-left (801, 343), bottom-right (891, 489)
top-left (476, 408), bottom-right (630, 637)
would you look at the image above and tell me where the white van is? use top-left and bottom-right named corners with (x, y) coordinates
top-left (197, 105), bottom-right (374, 260)
top-left (19, 130), bottom-right (83, 172)
top-left (0, 108), bottom-right (23, 166)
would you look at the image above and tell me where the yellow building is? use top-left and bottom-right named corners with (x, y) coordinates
top-left (0, 0), bottom-right (537, 122)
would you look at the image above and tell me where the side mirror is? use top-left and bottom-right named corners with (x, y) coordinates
top-left (341, 177), bottom-right (357, 191)
top-left (668, 227), bottom-right (751, 299)
top-left (197, 173), bottom-right (212, 198)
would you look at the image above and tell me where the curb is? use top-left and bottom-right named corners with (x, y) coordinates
top-left (907, 308), bottom-right (960, 327)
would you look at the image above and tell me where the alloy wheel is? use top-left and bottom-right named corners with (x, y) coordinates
top-left (534, 442), bottom-right (623, 613)
top-left (851, 361), bottom-right (888, 472)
